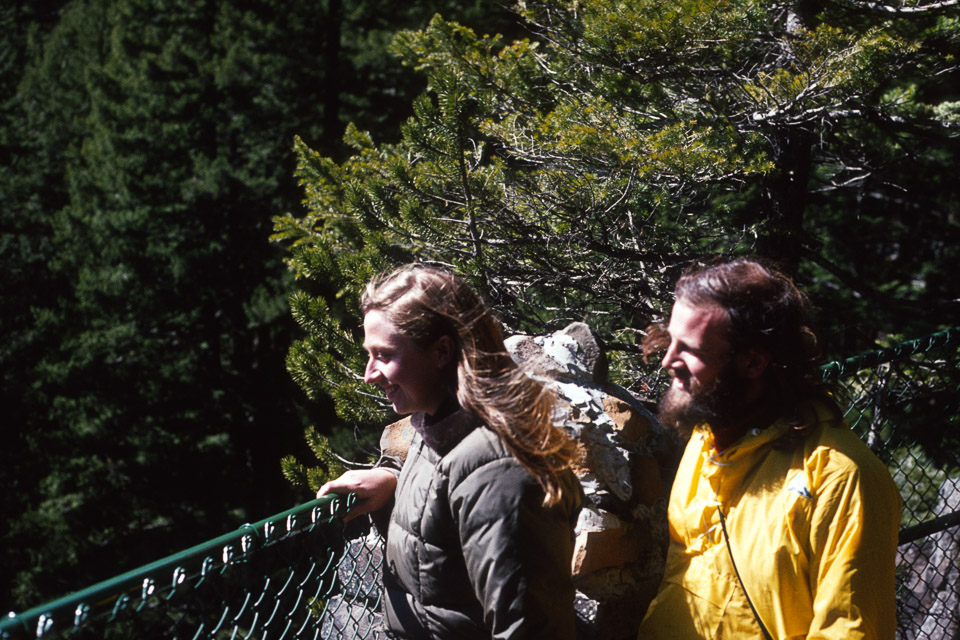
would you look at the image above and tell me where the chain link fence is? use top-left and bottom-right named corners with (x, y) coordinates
top-left (0, 495), bottom-right (385, 640)
top-left (3, 327), bottom-right (958, 639)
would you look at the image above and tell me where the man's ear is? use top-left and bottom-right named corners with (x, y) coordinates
top-left (738, 347), bottom-right (771, 379)
top-left (433, 335), bottom-right (456, 369)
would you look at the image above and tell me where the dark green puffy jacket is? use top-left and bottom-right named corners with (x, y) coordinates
top-left (379, 406), bottom-right (581, 640)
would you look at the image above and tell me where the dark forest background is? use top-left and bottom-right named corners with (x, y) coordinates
top-left (1, 0), bottom-right (520, 610)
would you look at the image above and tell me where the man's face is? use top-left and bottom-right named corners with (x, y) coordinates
top-left (658, 298), bottom-right (741, 436)
top-left (661, 299), bottom-right (732, 393)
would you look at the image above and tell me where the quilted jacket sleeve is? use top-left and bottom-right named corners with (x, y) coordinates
top-left (449, 455), bottom-right (581, 640)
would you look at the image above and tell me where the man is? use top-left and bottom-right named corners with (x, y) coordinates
top-left (638, 258), bottom-right (901, 640)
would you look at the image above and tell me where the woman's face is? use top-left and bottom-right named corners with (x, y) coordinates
top-left (362, 309), bottom-right (453, 416)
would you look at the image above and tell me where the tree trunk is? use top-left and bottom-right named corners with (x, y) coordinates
top-left (758, 128), bottom-right (813, 274)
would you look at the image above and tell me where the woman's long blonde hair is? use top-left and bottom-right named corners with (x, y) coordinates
top-left (361, 264), bottom-right (575, 505)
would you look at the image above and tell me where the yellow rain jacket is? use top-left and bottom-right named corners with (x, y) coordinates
top-left (639, 403), bottom-right (901, 640)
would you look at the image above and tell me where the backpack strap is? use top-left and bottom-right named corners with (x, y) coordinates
top-left (718, 506), bottom-right (775, 640)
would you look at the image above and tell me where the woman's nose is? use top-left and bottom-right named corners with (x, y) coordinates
top-left (363, 358), bottom-right (378, 384)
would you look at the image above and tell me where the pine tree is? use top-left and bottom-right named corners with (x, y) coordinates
top-left (3, 0), bottom-right (329, 607)
top-left (275, 0), bottom-right (960, 427)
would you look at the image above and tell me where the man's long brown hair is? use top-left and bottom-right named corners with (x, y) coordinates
top-left (362, 264), bottom-right (576, 505)
top-left (644, 257), bottom-right (841, 438)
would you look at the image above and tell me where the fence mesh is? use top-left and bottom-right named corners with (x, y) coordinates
top-left (3, 327), bottom-right (958, 639)
top-left (0, 495), bottom-right (385, 640)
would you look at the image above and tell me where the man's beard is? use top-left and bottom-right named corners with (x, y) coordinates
top-left (658, 364), bottom-right (748, 440)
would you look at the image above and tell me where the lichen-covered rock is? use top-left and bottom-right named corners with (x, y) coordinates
top-left (896, 477), bottom-right (960, 640)
top-left (378, 416), bottom-right (415, 465)
top-left (506, 322), bottom-right (682, 639)
top-left (322, 529), bottom-right (387, 639)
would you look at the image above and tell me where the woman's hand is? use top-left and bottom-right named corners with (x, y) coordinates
top-left (317, 468), bottom-right (398, 522)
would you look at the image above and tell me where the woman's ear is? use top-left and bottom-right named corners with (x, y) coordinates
top-left (433, 335), bottom-right (456, 369)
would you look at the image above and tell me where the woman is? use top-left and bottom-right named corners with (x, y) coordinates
top-left (318, 264), bottom-right (581, 640)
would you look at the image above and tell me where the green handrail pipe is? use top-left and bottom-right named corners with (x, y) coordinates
top-left (1, 495), bottom-right (351, 638)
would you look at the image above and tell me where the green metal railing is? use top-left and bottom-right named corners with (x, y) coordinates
top-left (1, 494), bottom-right (384, 640)
top-left (4, 327), bottom-right (958, 639)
